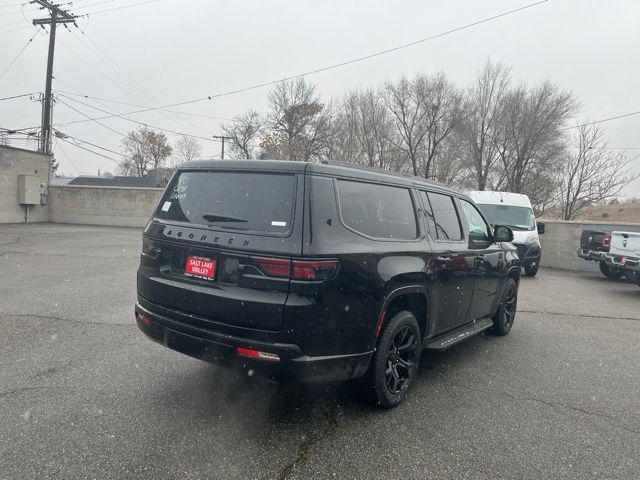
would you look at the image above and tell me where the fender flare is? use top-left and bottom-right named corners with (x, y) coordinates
top-left (375, 285), bottom-right (430, 339)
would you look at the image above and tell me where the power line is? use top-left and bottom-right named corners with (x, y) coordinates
top-left (0, 92), bottom-right (37, 101)
top-left (57, 94), bottom-right (221, 142)
top-left (69, 29), bottom-right (214, 134)
top-left (58, 135), bottom-right (121, 163)
top-left (57, 96), bottom-right (128, 137)
top-left (54, 138), bottom-right (82, 175)
top-left (54, 129), bottom-right (125, 157)
top-left (0, 29), bottom-right (39, 79)
top-left (563, 111), bottom-right (640, 131)
top-left (79, 0), bottom-right (158, 16)
top-left (55, 0), bottom-right (551, 124)
top-left (54, 88), bottom-right (233, 120)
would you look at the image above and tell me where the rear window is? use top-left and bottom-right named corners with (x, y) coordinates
top-left (337, 179), bottom-right (417, 240)
top-left (156, 171), bottom-right (296, 235)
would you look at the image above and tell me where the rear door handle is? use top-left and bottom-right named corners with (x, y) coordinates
top-left (436, 255), bottom-right (453, 262)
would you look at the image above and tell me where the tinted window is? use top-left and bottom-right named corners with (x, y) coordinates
top-left (460, 200), bottom-right (491, 244)
top-left (308, 175), bottom-right (339, 244)
top-left (156, 171), bottom-right (296, 235)
top-left (425, 192), bottom-right (462, 240)
top-left (337, 180), bottom-right (417, 239)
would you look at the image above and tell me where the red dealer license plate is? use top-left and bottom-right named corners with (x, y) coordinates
top-left (185, 256), bottom-right (216, 280)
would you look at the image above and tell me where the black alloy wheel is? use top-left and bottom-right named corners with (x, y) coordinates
top-left (384, 326), bottom-right (419, 395)
top-left (363, 310), bottom-right (421, 408)
top-left (489, 277), bottom-right (518, 336)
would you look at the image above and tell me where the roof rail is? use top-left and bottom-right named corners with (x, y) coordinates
top-left (319, 159), bottom-right (451, 189)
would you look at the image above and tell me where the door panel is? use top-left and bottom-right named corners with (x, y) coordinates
top-left (458, 199), bottom-right (507, 320)
top-left (421, 191), bottom-right (475, 334)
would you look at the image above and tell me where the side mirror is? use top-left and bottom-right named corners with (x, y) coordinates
top-left (537, 222), bottom-right (545, 235)
top-left (493, 225), bottom-right (514, 242)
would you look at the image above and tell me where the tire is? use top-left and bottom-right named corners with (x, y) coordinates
top-left (599, 261), bottom-right (624, 279)
top-left (362, 310), bottom-right (421, 408)
top-left (523, 261), bottom-right (539, 277)
top-left (488, 278), bottom-right (518, 336)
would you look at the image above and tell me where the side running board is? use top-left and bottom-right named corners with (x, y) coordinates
top-left (425, 318), bottom-right (494, 350)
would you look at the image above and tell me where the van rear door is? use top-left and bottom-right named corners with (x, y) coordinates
top-left (137, 168), bottom-right (304, 332)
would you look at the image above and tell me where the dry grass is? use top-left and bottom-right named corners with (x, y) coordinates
top-left (543, 203), bottom-right (640, 222)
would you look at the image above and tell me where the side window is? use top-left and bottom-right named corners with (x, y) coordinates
top-left (337, 180), bottom-right (417, 240)
top-left (424, 192), bottom-right (463, 241)
top-left (460, 200), bottom-right (491, 245)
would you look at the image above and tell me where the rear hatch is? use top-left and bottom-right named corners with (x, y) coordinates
top-left (609, 231), bottom-right (640, 259)
top-left (580, 230), bottom-right (608, 251)
top-left (138, 167), bottom-right (304, 331)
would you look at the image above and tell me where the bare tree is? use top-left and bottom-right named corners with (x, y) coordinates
top-left (559, 124), bottom-right (639, 219)
top-left (222, 109), bottom-right (263, 159)
top-left (119, 127), bottom-right (172, 177)
top-left (415, 72), bottom-right (462, 179)
top-left (332, 89), bottom-right (402, 170)
top-left (172, 135), bottom-right (202, 168)
top-left (498, 80), bottom-right (576, 193)
top-left (431, 133), bottom-right (466, 185)
top-left (261, 78), bottom-right (334, 161)
top-left (458, 60), bottom-right (511, 189)
top-left (384, 76), bottom-right (429, 176)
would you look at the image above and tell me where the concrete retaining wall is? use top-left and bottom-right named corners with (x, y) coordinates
top-left (539, 220), bottom-right (640, 272)
top-left (48, 185), bottom-right (163, 227)
top-left (0, 146), bottom-right (51, 223)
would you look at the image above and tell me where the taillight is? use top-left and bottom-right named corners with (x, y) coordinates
top-left (603, 235), bottom-right (611, 249)
top-left (251, 257), bottom-right (291, 277)
top-left (141, 237), bottom-right (160, 258)
top-left (251, 257), bottom-right (338, 281)
top-left (292, 260), bottom-right (339, 280)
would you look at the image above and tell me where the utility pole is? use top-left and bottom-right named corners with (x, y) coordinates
top-left (212, 135), bottom-right (233, 159)
top-left (32, 0), bottom-right (76, 155)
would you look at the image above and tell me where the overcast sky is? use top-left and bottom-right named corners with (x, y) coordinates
top-left (1, 0), bottom-right (639, 196)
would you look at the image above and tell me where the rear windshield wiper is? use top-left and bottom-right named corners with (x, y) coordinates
top-left (202, 213), bottom-right (248, 223)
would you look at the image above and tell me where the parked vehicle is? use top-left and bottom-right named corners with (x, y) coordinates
top-left (606, 231), bottom-right (640, 286)
top-left (467, 191), bottom-right (544, 277)
top-left (577, 230), bottom-right (626, 279)
top-left (136, 160), bottom-right (520, 407)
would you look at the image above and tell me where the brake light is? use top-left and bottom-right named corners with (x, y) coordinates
top-left (603, 235), bottom-right (611, 249)
top-left (292, 260), bottom-right (339, 280)
top-left (236, 347), bottom-right (280, 362)
top-left (141, 237), bottom-right (160, 258)
top-left (251, 257), bottom-right (291, 277)
top-left (251, 257), bottom-right (338, 280)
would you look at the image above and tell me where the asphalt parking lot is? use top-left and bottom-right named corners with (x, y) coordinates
top-left (1, 223), bottom-right (639, 480)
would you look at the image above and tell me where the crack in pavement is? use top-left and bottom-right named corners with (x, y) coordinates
top-left (277, 402), bottom-right (338, 480)
top-left (428, 368), bottom-right (639, 436)
top-left (0, 313), bottom-right (134, 327)
top-left (519, 309), bottom-right (640, 322)
top-left (0, 385), bottom-right (73, 398)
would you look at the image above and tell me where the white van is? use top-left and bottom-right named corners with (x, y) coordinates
top-left (467, 191), bottom-right (544, 277)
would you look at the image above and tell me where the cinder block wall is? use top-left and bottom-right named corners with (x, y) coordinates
top-left (48, 185), bottom-right (163, 227)
top-left (539, 220), bottom-right (640, 272)
top-left (0, 146), bottom-right (51, 223)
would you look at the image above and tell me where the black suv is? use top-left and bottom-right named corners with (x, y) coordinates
top-left (136, 160), bottom-right (520, 407)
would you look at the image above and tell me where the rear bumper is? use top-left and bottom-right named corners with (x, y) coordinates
top-left (134, 302), bottom-right (372, 382)
top-left (605, 254), bottom-right (640, 272)
top-left (577, 248), bottom-right (607, 262)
